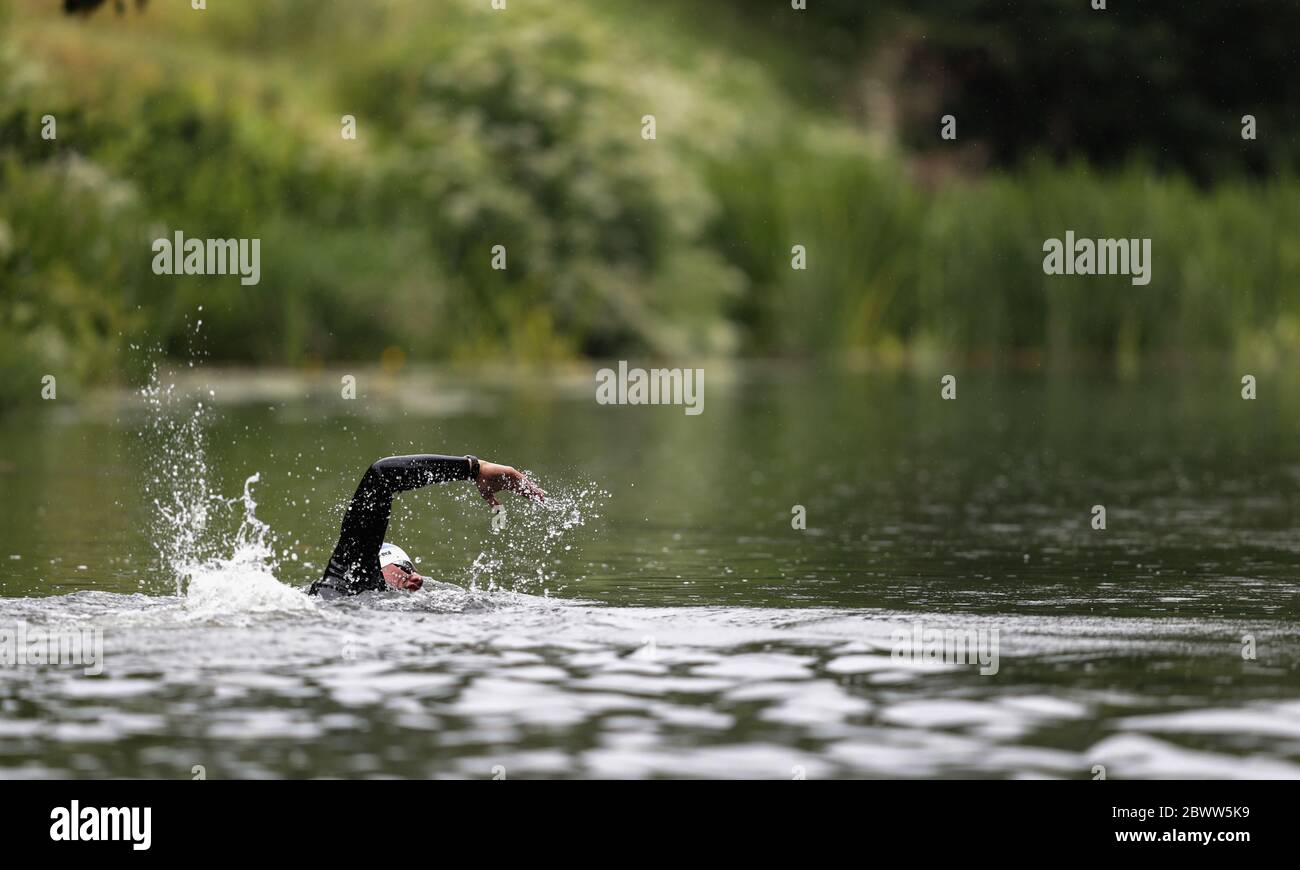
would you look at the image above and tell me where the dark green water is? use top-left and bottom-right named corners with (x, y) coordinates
top-left (0, 366), bottom-right (1297, 778)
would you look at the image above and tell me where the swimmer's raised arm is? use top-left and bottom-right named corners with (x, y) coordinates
top-left (367, 454), bottom-right (546, 506)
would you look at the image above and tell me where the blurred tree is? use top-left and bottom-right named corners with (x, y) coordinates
top-left (728, 0), bottom-right (1300, 180)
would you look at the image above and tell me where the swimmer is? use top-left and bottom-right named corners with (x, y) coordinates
top-left (307, 454), bottom-right (545, 599)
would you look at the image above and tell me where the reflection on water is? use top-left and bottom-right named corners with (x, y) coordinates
top-left (1, 590), bottom-right (1296, 779)
top-left (0, 366), bottom-right (1298, 778)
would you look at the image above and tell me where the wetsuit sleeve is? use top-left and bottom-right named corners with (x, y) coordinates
top-left (324, 455), bottom-right (475, 589)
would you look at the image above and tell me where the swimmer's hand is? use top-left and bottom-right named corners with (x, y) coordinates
top-left (475, 460), bottom-right (546, 508)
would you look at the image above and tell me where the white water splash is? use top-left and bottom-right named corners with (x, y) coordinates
top-left (463, 480), bottom-right (606, 595)
top-left (140, 372), bottom-right (215, 593)
top-left (184, 474), bottom-right (316, 621)
top-left (138, 366), bottom-right (315, 619)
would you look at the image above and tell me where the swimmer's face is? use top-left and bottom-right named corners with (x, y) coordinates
top-left (381, 559), bottom-right (424, 591)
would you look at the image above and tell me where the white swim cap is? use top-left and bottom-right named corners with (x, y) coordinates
top-left (378, 542), bottom-right (414, 571)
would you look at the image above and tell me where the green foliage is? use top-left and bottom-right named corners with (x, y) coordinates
top-left (2, 0), bottom-right (1299, 412)
top-left (711, 151), bottom-right (1300, 366)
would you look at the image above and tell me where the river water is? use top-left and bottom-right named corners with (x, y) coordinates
top-left (0, 365), bottom-right (1297, 778)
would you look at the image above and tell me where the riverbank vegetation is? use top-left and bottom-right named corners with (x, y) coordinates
top-left (2, 0), bottom-right (1298, 410)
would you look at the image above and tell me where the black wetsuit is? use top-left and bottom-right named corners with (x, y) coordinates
top-left (308, 454), bottom-right (476, 599)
